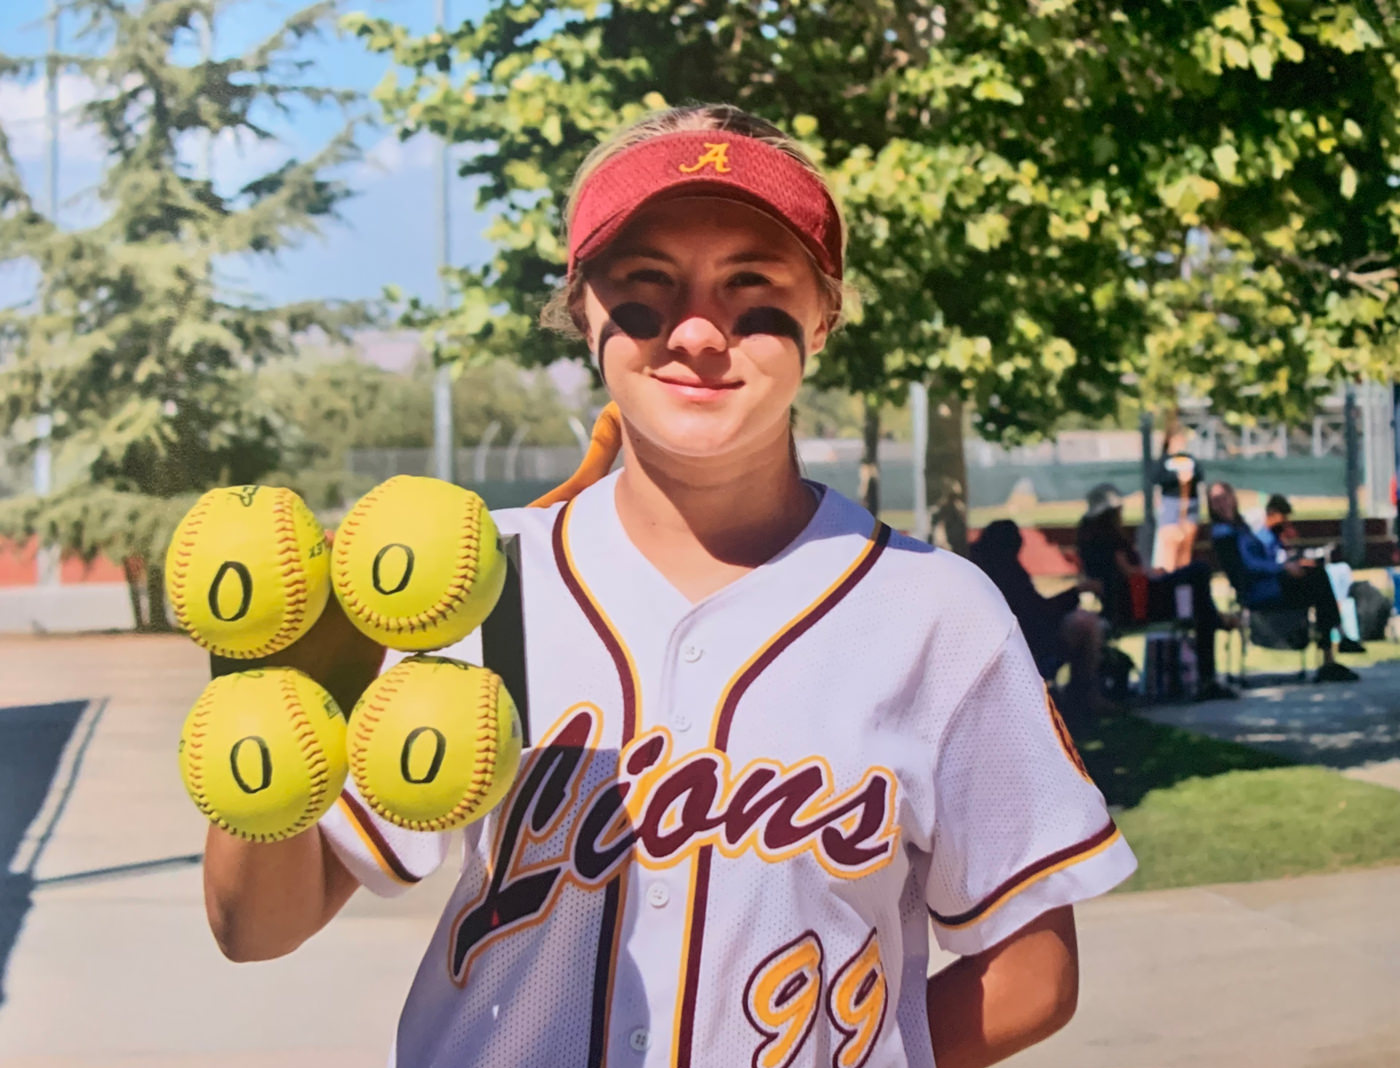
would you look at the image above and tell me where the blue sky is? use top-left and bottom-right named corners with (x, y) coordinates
top-left (0, 0), bottom-right (499, 309)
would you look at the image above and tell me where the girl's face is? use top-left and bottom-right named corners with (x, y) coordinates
top-left (580, 197), bottom-right (831, 465)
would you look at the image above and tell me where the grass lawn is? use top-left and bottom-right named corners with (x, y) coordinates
top-left (1069, 712), bottom-right (1400, 892)
top-left (1112, 766), bottom-right (1400, 892)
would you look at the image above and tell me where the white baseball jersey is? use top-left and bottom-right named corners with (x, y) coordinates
top-left (320, 470), bottom-right (1137, 1068)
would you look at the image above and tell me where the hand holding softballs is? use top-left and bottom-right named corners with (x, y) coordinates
top-left (170, 476), bottom-right (522, 842)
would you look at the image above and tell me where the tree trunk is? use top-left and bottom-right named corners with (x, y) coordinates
top-left (859, 393), bottom-right (880, 516)
top-left (145, 557), bottom-right (171, 631)
top-left (925, 393), bottom-right (969, 555)
top-left (123, 557), bottom-right (148, 630)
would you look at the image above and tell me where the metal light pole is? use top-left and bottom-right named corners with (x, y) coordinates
top-left (34, 0), bottom-right (61, 586)
top-left (503, 423), bottom-right (528, 481)
top-left (1137, 409), bottom-right (1156, 564)
top-left (473, 421), bottom-right (501, 483)
top-left (567, 415), bottom-right (589, 456)
top-left (1343, 383), bottom-right (1364, 567)
top-left (909, 381), bottom-right (929, 542)
top-left (1393, 382), bottom-right (1400, 541)
top-left (201, 13), bottom-right (214, 178)
top-left (431, 0), bottom-right (456, 484)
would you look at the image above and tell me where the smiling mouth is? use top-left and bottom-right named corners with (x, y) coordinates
top-left (652, 374), bottom-right (743, 391)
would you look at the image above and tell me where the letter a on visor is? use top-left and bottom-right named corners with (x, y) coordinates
top-left (567, 131), bottom-right (843, 280)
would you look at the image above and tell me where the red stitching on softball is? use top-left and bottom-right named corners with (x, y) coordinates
top-left (349, 665), bottom-right (404, 825)
top-left (333, 478), bottom-right (492, 637)
top-left (168, 495), bottom-right (218, 646)
top-left (425, 663), bottom-right (502, 833)
top-left (170, 489), bottom-right (321, 660)
top-left (280, 670), bottom-right (333, 839)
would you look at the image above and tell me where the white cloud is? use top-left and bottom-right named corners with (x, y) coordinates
top-left (1, 73), bottom-right (303, 197)
top-left (354, 131), bottom-right (439, 181)
top-left (0, 73), bottom-right (107, 165)
top-left (194, 126), bottom-right (298, 193)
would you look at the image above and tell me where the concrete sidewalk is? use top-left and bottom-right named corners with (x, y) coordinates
top-left (0, 584), bottom-right (136, 636)
top-left (2, 633), bottom-right (1398, 1067)
top-left (1003, 867), bottom-right (1400, 1068)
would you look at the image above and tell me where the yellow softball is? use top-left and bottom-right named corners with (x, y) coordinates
top-left (331, 475), bottom-right (506, 651)
top-left (178, 668), bottom-right (348, 842)
top-left (164, 485), bottom-right (331, 659)
top-left (347, 655), bottom-right (522, 832)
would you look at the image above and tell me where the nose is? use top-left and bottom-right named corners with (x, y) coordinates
top-left (667, 315), bottom-right (727, 358)
top-left (665, 290), bottom-right (728, 358)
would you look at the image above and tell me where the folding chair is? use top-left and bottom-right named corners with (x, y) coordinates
top-left (1212, 529), bottom-right (1311, 687)
top-left (1227, 604), bottom-right (1312, 687)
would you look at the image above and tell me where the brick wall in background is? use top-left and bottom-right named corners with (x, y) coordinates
top-left (0, 538), bottom-right (128, 587)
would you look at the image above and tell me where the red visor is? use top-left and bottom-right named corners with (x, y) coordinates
top-left (567, 131), bottom-right (843, 280)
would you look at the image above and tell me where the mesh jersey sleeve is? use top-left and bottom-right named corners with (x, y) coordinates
top-left (318, 633), bottom-right (483, 897)
top-left (924, 623), bottom-right (1137, 956)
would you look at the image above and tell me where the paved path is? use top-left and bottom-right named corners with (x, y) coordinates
top-left (2, 634), bottom-right (1398, 1067)
top-left (1141, 658), bottom-right (1400, 791)
top-left (997, 867), bottom-right (1400, 1068)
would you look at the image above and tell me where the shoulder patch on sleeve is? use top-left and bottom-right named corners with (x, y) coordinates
top-left (1045, 688), bottom-right (1093, 783)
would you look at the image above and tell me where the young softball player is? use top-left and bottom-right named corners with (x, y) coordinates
top-left (203, 103), bottom-right (1137, 1068)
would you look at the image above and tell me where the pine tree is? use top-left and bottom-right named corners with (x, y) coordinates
top-left (0, 0), bottom-right (362, 628)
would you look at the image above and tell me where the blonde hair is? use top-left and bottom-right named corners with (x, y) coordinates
top-left (539, 103), bottom-right (851, 339)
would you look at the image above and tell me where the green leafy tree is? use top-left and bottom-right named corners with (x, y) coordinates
top-left (346, 0), bottom-right (1400, 550)
top-left (792, 383), bottom-right (911, 441)
top-left (438, 360), bottom-right (585, 451)
top-left (257, 350), bottom-right (585, 513)
top-left (0, 0), bottom-right (362, 627)
top-left (254, 355), bottom-right (423, 513)
top-left (1129, 2), bottom-right (1400, 423)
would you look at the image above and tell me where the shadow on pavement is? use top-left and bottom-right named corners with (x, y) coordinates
top-left (0, 699), bottom-right (88, 1010)
top-left (1066, 706), bottom-right (1293, 809)
top-left (1139, 660), bottom-right (1400, 771)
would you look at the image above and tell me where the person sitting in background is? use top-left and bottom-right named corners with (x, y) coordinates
top-left (968, 519), bottom-right (1112, 716)
top-left (1153, 426), bottom-right (1204, 571)
top-left (1257, 492), bottom-right (1365, 653)
top-left (1076, 483), bottom-right (1237, 702)
top-left (1257, 493), bottom-right (1295, 563)
top-left (1207, 481), bottom-right (1360, 682)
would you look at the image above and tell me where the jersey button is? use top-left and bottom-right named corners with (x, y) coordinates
top-left (673, 711), bottom-right (692, 732)
top-left (681, 643), bottom-right (703, 663)
top-left (647, 882), bottom-right (670, 908)
top-left (628, 1027), bottom-right (651, 1052)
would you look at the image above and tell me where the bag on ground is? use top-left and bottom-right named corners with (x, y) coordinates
top-left (1349, 580), bottom-right (1391, 642)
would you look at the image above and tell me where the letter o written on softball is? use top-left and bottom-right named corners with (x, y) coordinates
top-left (331, 476), bottom-right (506, 651)
top-left (164, 485), bottom-right (331, 659)
top-left (347, 656), bottom-right (522, 832)
top-left (178, 668), bottom-right (348, 842)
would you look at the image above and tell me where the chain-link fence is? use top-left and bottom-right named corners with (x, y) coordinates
top-left (347, 439), bottom-right (1350, 513)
